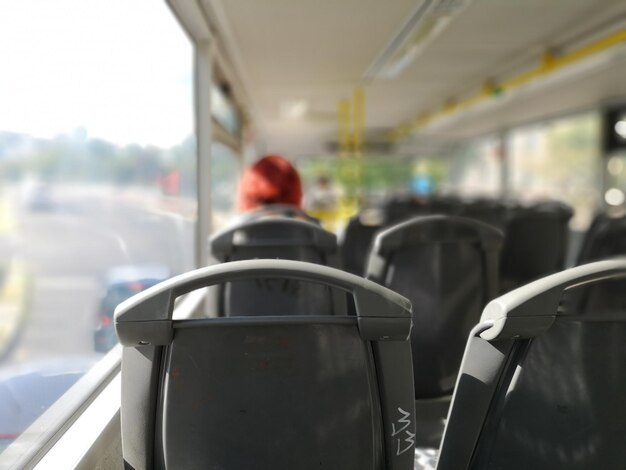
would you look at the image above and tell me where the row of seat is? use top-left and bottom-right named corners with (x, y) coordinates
top-left (205, 208), bottom-right (501, 447)
top-left (206, 205), bottom-right (626, 422)
top-left (113, 204), bottom-right (626, 468)
top-left (113, 255), bottom-right (626, 469)
top-left (343, 198), bottom-right (574, 289)
top-left (343, 197), bottom-right (626, 292)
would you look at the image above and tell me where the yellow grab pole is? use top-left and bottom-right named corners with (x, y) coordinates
top-left (352, 87), bottom-right (366, 155)
top-left (338, 99), bottom-right (351, 156)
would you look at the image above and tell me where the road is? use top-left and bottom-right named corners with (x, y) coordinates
top-left (0, 185), bottom-right (195, 366)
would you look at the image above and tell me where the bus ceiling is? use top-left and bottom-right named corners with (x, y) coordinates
top-left (167, 0), bottom-right (626, 157)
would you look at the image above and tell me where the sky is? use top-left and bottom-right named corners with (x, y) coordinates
top-left (0, 0), bottom-right (193, 148)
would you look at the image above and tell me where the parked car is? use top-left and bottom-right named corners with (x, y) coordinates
top-left (93, 264), bottom-right (170, 353)
top-left (22, 181), bottom-right (54, 211)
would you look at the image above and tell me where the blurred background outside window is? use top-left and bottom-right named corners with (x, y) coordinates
top-left (0, 0), bottom-right (195, 453)
top-left (509, 112), bottom-right (601, 230)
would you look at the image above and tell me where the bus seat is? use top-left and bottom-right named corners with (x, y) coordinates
top-left (383, 196), bottom-right (461, 224)
top-left (436, 259), bottom-right (626, 470)
top-left (577, 210), bottom-right (626, 264)
top-left (343, 197), bottom-right (466, 281)
top-left (429, 197), bottom-right (463, 217)
top-left (500, 201), bottom-right (572, 293)
top-left (115, 259), bottom-right (415, 470)
top-left (571, 212), bottom-right (626, 317)
top-left (234, 203), bottom-right (321, 225)
top-left (366, 215), bottom-right (502, 446)
top-left (458, 199), bottom-right (507, 230)
top-left (209, 217), bottom-right (345, 316)
top-left (340, 208), bottom-right (385, 276)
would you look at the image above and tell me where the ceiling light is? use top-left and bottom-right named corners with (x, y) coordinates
top-left (280, 100), bottom-right (309, 120)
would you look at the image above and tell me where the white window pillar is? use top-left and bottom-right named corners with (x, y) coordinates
top-left (194, 40), bottom-right (213, 268)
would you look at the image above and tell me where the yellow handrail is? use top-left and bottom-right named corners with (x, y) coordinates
top-left (389, 28), bottom-right (626, 141)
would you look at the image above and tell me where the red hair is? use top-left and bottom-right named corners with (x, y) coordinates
top-left (238, 155), bottom-right (303, 211)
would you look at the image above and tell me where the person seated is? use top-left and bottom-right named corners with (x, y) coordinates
top-left (205, 155), bottom-right (332, 317)
top-left (234, 154), bottom-right (317, 223)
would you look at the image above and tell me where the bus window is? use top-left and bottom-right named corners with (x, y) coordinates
top-left (509, 112), bottom-right (601, 230)
top-left (0, 0), bottom-right (194, 457)
top-left (443, 136), bottom-right (502, 198)
top-left (606, 153), bottom-right (626, 210)
top-left (211, 143), bottom-right (241, 231)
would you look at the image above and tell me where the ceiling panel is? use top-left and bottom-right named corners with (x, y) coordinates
top-left (204, 0), bottom-right (626, 156)
top-left (212, 0), bottom-right (419, 86)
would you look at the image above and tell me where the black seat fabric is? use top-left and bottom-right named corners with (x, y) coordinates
top-left (436, 259), bottom-right (626, 470)
top-left (458, 199), bottom-right (507, 230)
top-left (210, 217), bottom-right (342, 316)
top-left (577, 211), bottom-right (626, 263)
top-left (340, 209), bottom-right (385, 276)
top-left (499, 201), bottom-right (572, 292)
top-left (573, 212), bottom-right (626, 318)
top-left (340, 197), bottom-right (468, 278)
top-left (383, 196), bottom-right (460, 224)
top-left (366, 215), bottom-right (502, 399)
top-left (163, 322), bottom-right (380, 468)
top-left (115, 260), bottom-right (416, 470)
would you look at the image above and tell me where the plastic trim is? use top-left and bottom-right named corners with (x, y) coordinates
top-left (480, 258), bottom-right (626, 340)
top-left (115, 259), bottom-right (412, 346)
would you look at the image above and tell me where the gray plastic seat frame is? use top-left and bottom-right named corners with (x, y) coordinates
top-left (115, 259), bottom-right (416, 470)
top-left (436, 258), bottom-right (626, 470)
top-left (210, 217), bottom-right (337, 261)
top-left (366, 215), bottom-right (502, 394)
top-left (366, 215), bottom-right (502, 447)
top-left (210, 217), bottom-right (345, 315)
top-left (367, 215), bottom-right (501, 295)
top-left (235, 203), bottom-right (320, 224)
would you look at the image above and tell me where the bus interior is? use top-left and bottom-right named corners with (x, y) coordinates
top-left (1, 0), bottom-right (626, 468)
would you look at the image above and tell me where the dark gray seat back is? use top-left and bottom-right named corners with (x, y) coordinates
top-left (210, 218), bottom-right (343, 316)
top-left (236, 203), bottom-right (320, 224)
top-left (115, 260), bottom-right (416, 470)
top-left (577, 211), bottom-right (626, 263)
top-left (573, 213), bottom-right (626, 318)
top-left (500, 201), bottom-right (572, 292)
top-left (459, 199), bottom-right (507, 230)
top-left (366, 215), bottom-right (502, 399)
top-left (341, 209), bottom-right (385, 276)
top-left (437, 259), bottom-right (626, 470)
top-left (383, 197), bottom-right (461, 224)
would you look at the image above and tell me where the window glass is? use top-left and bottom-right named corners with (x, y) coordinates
top-left (298, 155), bottom-right (414, 231)
top-left (299, 155), bottom-right (413, 205)
top-left (211, 86), bottom-right (242, 139)
top-left (0, 0), bottom-right (194, 456)
top-left (211, 143), bottom-right (241, 231)
top-left (509, 113), bottom-right (601, 229)
top-left (605, 152), bottom-right (626, 211)
top-left (412, 156), bottom-right (451, 197)
top-left (441, 136), bottom-right (501, 197)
